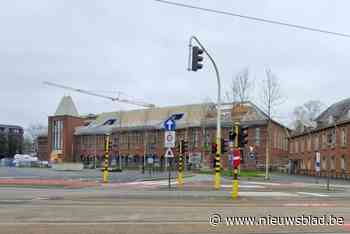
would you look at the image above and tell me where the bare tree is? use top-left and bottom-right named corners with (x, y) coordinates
top-left (260, 68), bottom-right (284, 180)
top-left (292, 100), bottom-right (325, 130)
top-left (26, 123), bottom-right (47, 140)
top-left (228, 68), bottom-right (254, 103)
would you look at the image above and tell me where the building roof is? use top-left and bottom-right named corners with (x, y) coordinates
top-left (291, 98), bottom-right (350, 138)
top-left (74, 103), bottom-right (213, 135)
top-left (74, 101), bottom-right (289, 136)
top-left (316, 97), bottom-right (350, 124)
top-left (0, 124), bottom-right (23, 129)
top-left (54, 96), bottom-right (79, 117)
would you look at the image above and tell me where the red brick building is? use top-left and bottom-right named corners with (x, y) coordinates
top-left (47, 96), bottom-right (85, 162)
top-left (289, 98), bottom-right (350, 178)
top-left (70, 101), bottom-right (289, 170)
top-left (42, 96), bottom-right (290, 170)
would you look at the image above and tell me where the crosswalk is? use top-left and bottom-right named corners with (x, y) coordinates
top-left (103, 179), bottom-right (340, 198)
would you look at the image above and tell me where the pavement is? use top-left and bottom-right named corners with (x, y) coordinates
top-left (1, 168), bottom-right (350, 233)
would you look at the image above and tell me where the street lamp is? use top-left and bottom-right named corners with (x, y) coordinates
top-left (188, 36), bottom-right (222, 189)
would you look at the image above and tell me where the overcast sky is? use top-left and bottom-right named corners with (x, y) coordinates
top-left (1, 0), bottom-right (350, 129)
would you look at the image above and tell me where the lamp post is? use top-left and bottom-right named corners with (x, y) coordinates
top-left (188, 36), bottom-right (222, 189)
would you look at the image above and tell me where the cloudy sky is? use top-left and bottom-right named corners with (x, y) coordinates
top-left (1, 0), bottom-right (349, 129)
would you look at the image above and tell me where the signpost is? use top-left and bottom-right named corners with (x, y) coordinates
top-left (164, 117), bottom-right (176, 191)
top-left (162, 114), bottom-right (184, 190)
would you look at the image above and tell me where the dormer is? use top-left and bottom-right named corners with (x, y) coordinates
top-left (328, 115), bottom-right (334, 125)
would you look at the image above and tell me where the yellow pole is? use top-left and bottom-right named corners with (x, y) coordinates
top-left (103, 134), bottom-right (110, 183)
top-left (214, 136), bottom-right (221, 189)
top-left (232, 122), bottom-right (239, 199)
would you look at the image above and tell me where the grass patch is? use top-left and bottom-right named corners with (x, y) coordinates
top-left (198, 168), bottom-right (264, 178)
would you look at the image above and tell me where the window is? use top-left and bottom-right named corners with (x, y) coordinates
top-left (103, 119), bottom-right (117, 126)
top-left (322, 156), bottom-right (327, 170)
top-left (341, 128), bottom-right (347, 147)
top-left (341, 156), bottom-right (346, 170)
top-left (322, 133), bottom-right (327, 149)
top-left (314, 135), bottom-right (319, 151)
top-left (330, 156), bottom-right (335, 170)
top-left (330, 129), bottom-right (336, 147)
top-left (192, 129), bottom-right (198, 148)
top-left (255, 128), bottom-right (260, 146)
top-left (295, 140), bottom-right (299, 153)
top-left (300, 139), bottom-right (304, 153)
top-left (307, 137), bottom-right (311, 152)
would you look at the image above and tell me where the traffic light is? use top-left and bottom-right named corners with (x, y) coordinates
top-left (181, 140), bottom-right (188, 154)
top-left (229, 130), bottom-right (236, 142)
top-left (191, 46), bottom-right (203, 71)
top-left (211, 143), bottom-right (217, 154)
top-left (239, 126), bottom-right (249, 148)
top-left (221, 139), bottom-right (229, 154)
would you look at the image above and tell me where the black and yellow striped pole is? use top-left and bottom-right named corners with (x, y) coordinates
top-left (103, 134), bottom-right (110, 183)
top-left (177, 140), bottom-right (184, 186)
top-left (232, 122), bottom-right (240, 199)
top-left (214, 137), bottom-right (221, 190)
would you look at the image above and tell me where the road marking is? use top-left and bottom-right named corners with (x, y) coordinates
top-left (297, 192), bottom-right (329, 197)
top-left (283, 203), bottom-right (334, 207)
top-left (245, 181), bottom-right (281, 186)
top-left (221, 184), bottom-right (264, 188)
top-left (240, 192), bottom-right (297, 197)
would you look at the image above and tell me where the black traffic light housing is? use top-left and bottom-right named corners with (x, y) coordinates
top-left (191, 46), bottom-right (203, 71)
top-left (239, 126), bottom-right (249, 148)
top-left (211, 143), bottom-right (217, 154)
top-left (181, 140), bottom-right (188, 154)
top-left (229, 130), bottom-right (236, 142)
top-left (221, 139), bottom-right (229, 154)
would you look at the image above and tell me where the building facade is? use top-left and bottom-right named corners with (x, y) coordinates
top-left (42, 96), bottom-right (290, 170)
top-left (0, 124), bottom-right (23, 158)
top-left (289, 98), bottom-right (350, 178)
top-left (73, 102), bottom-right (290, 170)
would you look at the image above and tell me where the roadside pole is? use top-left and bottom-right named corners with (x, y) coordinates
top-left (177, 140), bottom-right (184, 187)
top-left (168, 157), bottom-right (171, 190)
top-left (103, 134), bottom-right (110, 183)
top-left (232, 122), bottom-right (240, 199)
top-left (188, 36), bottom-right (222, 190)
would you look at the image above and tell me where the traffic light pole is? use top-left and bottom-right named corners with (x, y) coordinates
top-left (232, 122), bottom-right (240, 199)
top-left (189, 36), bottom-right (222, 190)
top-left (103, 134), bottom-right (110, 183)
top-left (177, 141), bottom-right (184, 187)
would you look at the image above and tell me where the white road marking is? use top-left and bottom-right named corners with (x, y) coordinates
top-left (283, 203), bottom-right (333, 207)
top-left (245, 181), bottom-right (281, 186)
top-left (297, 192), bottom-right (329, 197)
top-left (221, 184), bottom-right (264, 188)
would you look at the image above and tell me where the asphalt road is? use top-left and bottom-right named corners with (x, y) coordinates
top-left (0, 174), bottom-right (349, 233)
top-left (0, 167), bottom-right (177, 182)
top-left (0, 187), bottom-right (349, 234)
top-left (1, 169), bottom-right (350, 233)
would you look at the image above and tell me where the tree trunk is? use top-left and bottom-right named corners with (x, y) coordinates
top-left (265, 120), bottom-right (270, 180)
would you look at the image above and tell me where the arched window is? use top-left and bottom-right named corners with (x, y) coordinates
top-left (341, 156), bottom-right (346, 170)
top-left (330, 156), bottom-right (335, 170)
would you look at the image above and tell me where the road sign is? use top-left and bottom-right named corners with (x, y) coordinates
top-left (165, 148), bottom-right (174, 158)
top-left (315, 152), bottom-right (320, 172)
top-left (164, 118), bottom-right (176, 131)
top-left (233, 149), bottom-right (240, 168)
top-left (248, 152), bottom-right (256, 160)
top-left (164, 131), bottom-right (175, 148)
